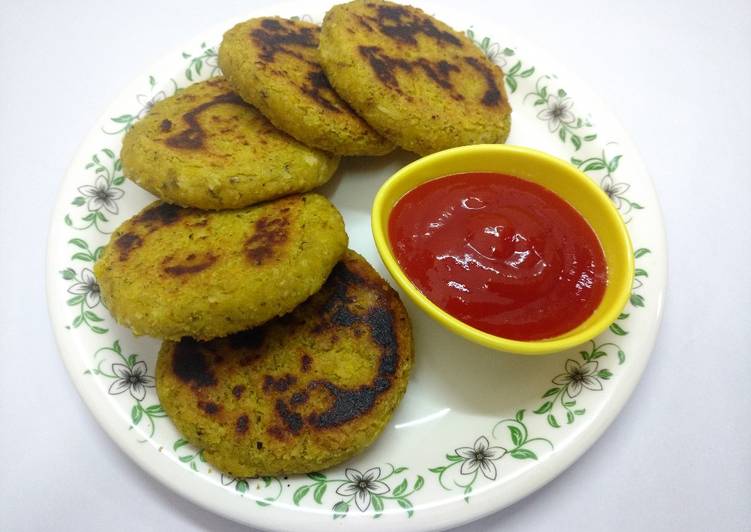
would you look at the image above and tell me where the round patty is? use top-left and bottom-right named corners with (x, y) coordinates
top-left (120, 77), bottom-right (340, 209)
top-left (94, 194), bottom-right (347, 340)
top-left (319, 0), bottom-right (512, 155)
top-left (219, 17), bottom-right (394, 156)
top-left (156, 250), bottom-right (413, 477)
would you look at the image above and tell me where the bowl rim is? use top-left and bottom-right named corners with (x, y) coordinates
top-left (371, 144), bottom-right (634, 355)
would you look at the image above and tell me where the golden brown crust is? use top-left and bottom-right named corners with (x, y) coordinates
top-left (319, 0), bottom-right (512, 155)
top-left (120, 77), bottom-right (340, 209)
top-left (94, 194), bottom-right (348, 340)
top-left (156, 250), bottom-right (413, 476)
top-left (219, 17), bottom-right (394, 155)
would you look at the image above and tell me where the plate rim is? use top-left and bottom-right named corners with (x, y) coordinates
top-left (46, 1), bottom-right (667, 530)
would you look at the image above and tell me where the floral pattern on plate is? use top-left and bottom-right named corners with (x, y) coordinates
top-left (49, 9), bottom-right (663, 529)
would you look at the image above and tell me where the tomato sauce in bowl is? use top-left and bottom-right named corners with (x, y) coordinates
top-left (388, 172), bottom-right (607, 341)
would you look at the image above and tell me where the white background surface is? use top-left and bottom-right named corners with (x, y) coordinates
top-left (1, 0), bottom-right (749, 531)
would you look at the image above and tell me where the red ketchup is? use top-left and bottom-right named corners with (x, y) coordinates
top-left (388, 172), bottom-right (607, 341)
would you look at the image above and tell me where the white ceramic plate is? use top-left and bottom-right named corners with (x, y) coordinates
top-left (47, 2), bottom-right (666, 530)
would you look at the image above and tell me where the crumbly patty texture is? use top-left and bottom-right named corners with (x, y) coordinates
top-left (319, 0), bottom-right (512, 155)
top-left (156, 250), bottom-right (413, 477)
top-left (120, 77), bottom-right (340, 210)
top-left (219, 17), bottom-right (394, 156)
top-left (93, 194), bottom-right (347, 340)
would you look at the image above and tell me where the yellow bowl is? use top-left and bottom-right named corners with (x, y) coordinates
top-left (371, 144), bottom-right (634, 355)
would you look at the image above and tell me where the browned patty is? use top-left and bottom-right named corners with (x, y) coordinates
top-left (319, 0), bottom-right (512, 155)
top-left (94, 194), bottom-right (347, 340)
top-left (156, 250), bottom-right (413, 476)
top-left (219, 17), bottom-right (394, 155)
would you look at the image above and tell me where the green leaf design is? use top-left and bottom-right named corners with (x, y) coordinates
top-left (72, 197), bottom-right (86, 206)
top-left (446, 454), bottom-right (463, 462)
top-left (112, 340), bottom-right (121, 354)
top-left (393, 478), bottom-right (408, 497)
top-left (332, 501), bottom-right (349, 519)
top-left (307, 472), bottom-right (326, 481)
top-left (393, 466), bottom-right (408, 474)
top-left (609, 323), bottom-right (628, 336)
top-left (91, 326), bottom-right (108, 334)
top-left (178, 455), bottom-right (193, 463)
top-left (173, 438), bottom-right (189, 451)
top-left (574, 408), bottom-right (586, 415)
top-left (515, 409), bottom-right (524, 422)
top-left (506, 76), bottom-right (518, 92)
top-left (84, 311), bottom-right (103, 322)
top-left (145, 404), bottom-right (165, 415)
top-left (608, 154), bottom-right (622, 172)
top-left (67, 295), bottom-right (84, 306)
top-left (396, 497), bottom-right (414, 517)
top-left (429, 466), bottom-right (446, 474)
top-left (72, 315), bottom-right (84, 328)
top-left (547, 414), bottom-right (560, 428)
top-left (508, 425), bottom-right (523, 446)
top-left (618, 350), bottom-right (626, 364)
top-left (571, 134), bottom-right (582, 150)
top-left (313, 483), bottom-right (327, 504)
top-left (634, 248), bottom-right (651, 258)
top-left (64, 214), bottom-right (73, 226)
top-left (111, 114), bottom-right (134, 123)
top-left (414, 475), bottom-right (424, 491)
top-left (520, 67), bottom-right (535, 77)
top-left (127, 354), bottom-right (137, 367)
top-left (542, 387), bottom-right (560, 398)
top-left (293, 485), bottom-right (310, 505)
top-left (583, 161), bottom-right (606, 172)
top-left (630, 294), bottom-right (645, 307)
top-left (510, 448), bottom-right (538, 460)
top-left (372, 494), bottom-right (384, 513)
top-left (534, 401), bottom-right (553, 414)
top-left (597, 369), bottom-right (613, 379)
top-left (131, 405), bottom-right (142, 425)
top-left (71, 253), bottom-right (93, 262)
top-left (634, 268), bottom-right (649, 277)
top-left (584, 134), bottom-right (598, 141)
top-left (60, 268), bottom-right (76, 280)
top-left (566, 411), bottom-right (575, 424)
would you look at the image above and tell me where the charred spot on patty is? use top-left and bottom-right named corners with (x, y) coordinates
top-left (172, 338), bottom-right (217, 388)
top-left (162, 252), bottom-right (218, 276)
top-left (114, 232), bottom-right (143, 261)
top-left (251, 18), bottom-right (318, 63)
top-left (198, 400), bottom-right (221, 414)
top-left (134, 202), bottom-right (186, 228)
top-left (236, 415), bottom-right (250, 434)
top-left (165, 91), bottom-right (248, 150)
top-left (244, 216), bottom-right (290, 265)
top-left (364, 3), bottom-right (462, 46)
top-left (300, 69), bottom-right (343, 113)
